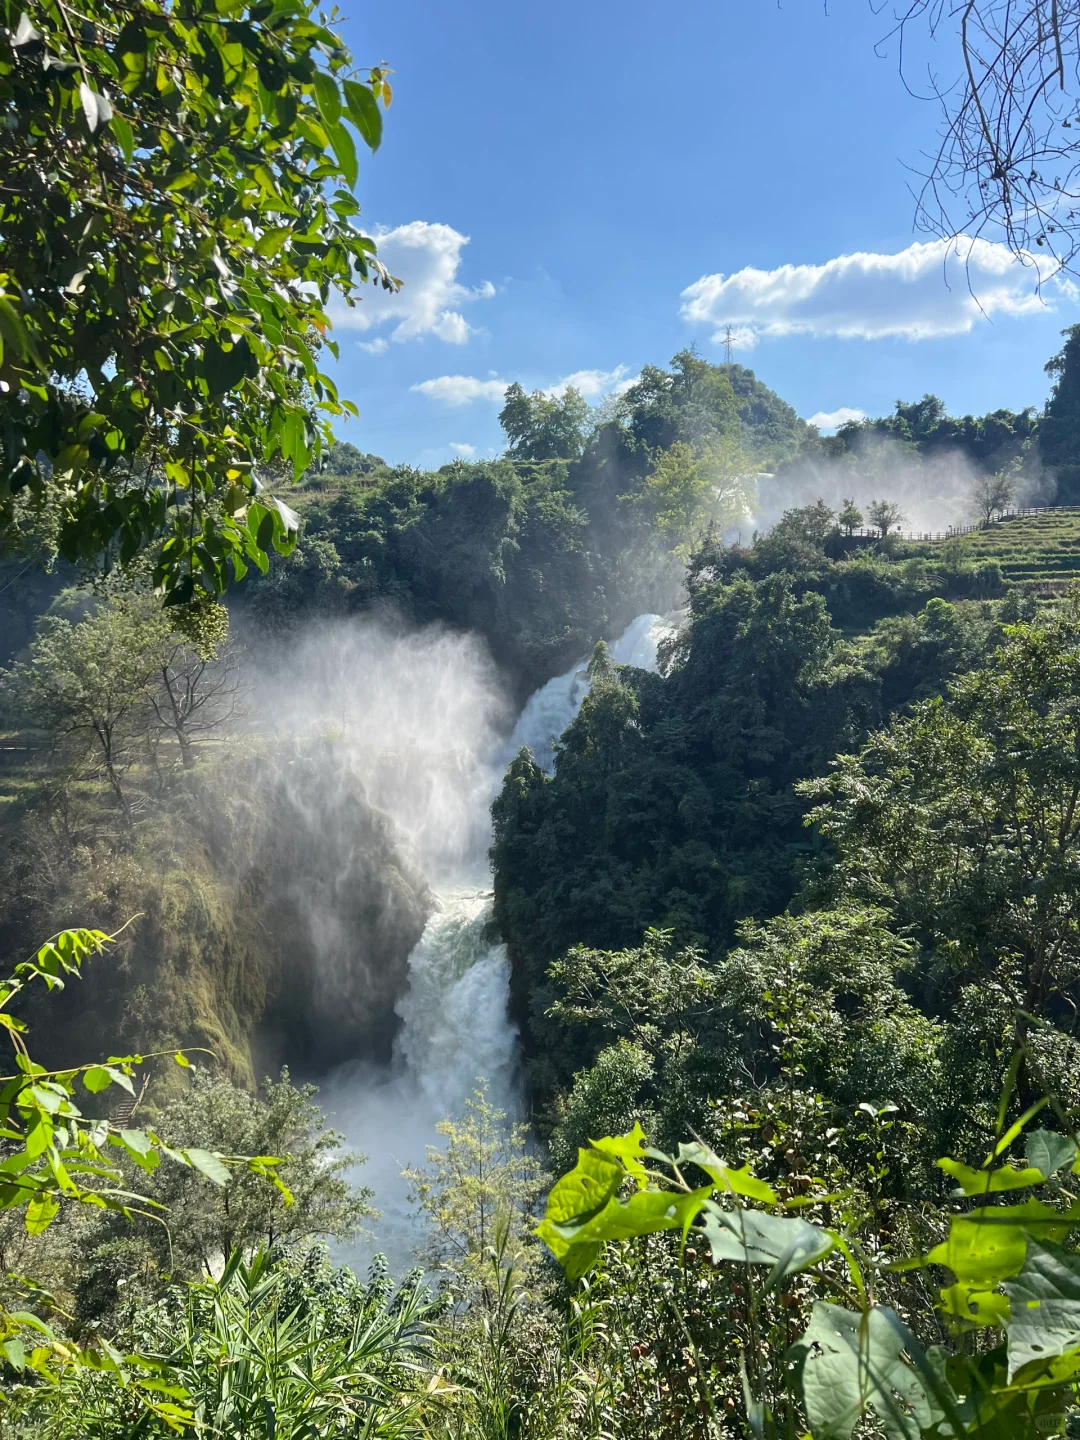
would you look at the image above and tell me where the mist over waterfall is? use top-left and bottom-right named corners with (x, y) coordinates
top-left (253, 611), bottom-right (672, 1270)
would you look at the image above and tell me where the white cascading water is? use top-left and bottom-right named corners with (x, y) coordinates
top-left (321, 612), bottom-right (672, 1272)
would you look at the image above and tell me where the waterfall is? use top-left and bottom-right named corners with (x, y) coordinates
top-left (503, 612), bottom-right (670, 772)
top-left (320, 613), bottom-right (672, 1272)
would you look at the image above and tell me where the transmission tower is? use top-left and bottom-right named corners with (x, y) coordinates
top-left (723, 325), bottom-right (734, 364)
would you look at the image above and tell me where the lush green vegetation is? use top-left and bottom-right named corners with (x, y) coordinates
top-left (0, 0), bottom-right (394, 600)
top-left (930, 508), bottom-right (1080, 589)
top-left (237, 348), bottom-right (809, 691)
top-left (9, 0), bottom-right (1080, 1418)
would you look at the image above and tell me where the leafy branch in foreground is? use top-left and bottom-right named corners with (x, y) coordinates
top-left (538, 1102), bottom-right (1080, 1438)
top-left (0, 926), bottom-right (290, 1385)
top-left (0, 0), bottom-right (393, 599)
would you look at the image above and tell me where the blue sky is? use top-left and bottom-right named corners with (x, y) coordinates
top-left (329, 0), bottom-right (1079, 466)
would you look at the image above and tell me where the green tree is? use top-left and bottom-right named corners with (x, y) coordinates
top-left (499, 383), bottom-right (592, 462)
top-left (803, 600), bottom-right (1080, 1021)
top-left (403, 1084), bottom-right (546, 1292)
top-left (866, 499), bottom-right (907, 539)
top-left (626, 437), bottom-right (752, 549)
top-left (75, 1068), bottom-right (373, 1319)
top-left (971, 465), bottom-right (1016, 523)
top-left (0, 0), bottom-right (392, 599)
top-left (3, 592), bottom-right (231, 815)
top-left (4, 593), bottom-right (173, 817)
top-left (617, 350), bottom-right (740, 453)
top-left (838, 496), bottom-right (863, 536)
top-left (1040, 323), bottom-right (1080, 501)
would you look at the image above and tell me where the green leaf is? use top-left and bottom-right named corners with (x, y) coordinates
top-left (311, 70), bottom-right (341, 126)
top-left (699, 1201), bottom-right (834, 1281)
top-left (254, 226), bottom-right (292, 259)
top-left (790, 1302), bottom-right (938, 1439)
top-left (173, 1051), bottom-right (191, 1068)
top-left (326, 120), bottom-right (358, 189)
top-left (82, 1066), bottom-right (113, 1094)
top-left (938, 1158), bottom-right (1045, 1196)
top-left (543, 1147), bottom-right (623, 1225)
top-left (1003, 1241), bottom-right (1080, 1380)
top-left (25, 1193), bottom-right (59, 1235)
top-left (939, 1281), bottom-right (1012, 1328)
top-left (343, 79), bottom-right (382, 150)
top-left (2, 1338), bottom-right (26, 1370)
top-left (110, 113), bottom-right (135, 164)
top-left (202, 336), bottom-right (253, 397)
top-left (548, 1186), bottom-right (711, 1250)
top-left (677, 1140), bottom-right (778, 1204)
top-left (184, 1148), bottom-right (230, 1186)
top-left (926, 1200), bottom-right (1080, 1288)
top-left (1027, 1130), bottom-right (1078, 1180)
top-left (78, 81), bottom-right (114, 133)
top-left (119, 1128), bottom-right (153, 1157)
top-left (589, 1123), bottom-right (649, 1183)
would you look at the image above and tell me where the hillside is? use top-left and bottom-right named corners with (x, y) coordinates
top-left (928, 506), bottom-right (1080, 590)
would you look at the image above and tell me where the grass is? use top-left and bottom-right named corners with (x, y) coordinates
top-left (928, 508), bottom-right (1080, 590)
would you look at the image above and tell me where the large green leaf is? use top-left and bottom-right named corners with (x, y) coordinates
top-left (926, 1200), bottom-right (1080, 1288)
top-left (1003, 1241), bottom-right (1080, 1379)
top-left (1025, 1129), bottom-right (1078, 1180)
top-left (550, 1187), bottom-right (713, 1248)
top-left (542, 1147), bottom-right (623, 1225)
top-left (536, 1146), bottom-right (623, 1274)
top-left (791, 1302), bottom-right (938, 1440)
top-left (24, 1193), bottom-right (60, 1235)
top-left (699, 1200), bottom-right (834, 1280)
top-left (311, 70), bottom-right (341, 127)
top-left (183, 1148), bottom-right (231, 1187)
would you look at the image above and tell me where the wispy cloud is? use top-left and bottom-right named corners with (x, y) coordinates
top-left (808, 406), bottom-right (867, 431)
top-left (681, 237), bottom-right (1065, 345)
top-left (331, 222), bottom-right (494, 345)
top-left (449, 441), bottom-right (477, 457)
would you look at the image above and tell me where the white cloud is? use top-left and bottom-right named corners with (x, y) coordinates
top-left (411, 375), bottom-right (509, 406)
top-left (330, 222), bottom-right (494, 345)
top-left (808, 407), bottom-right (867, 432)
top-left (543, 365), bottom-right (633, 399)
top-left (414, 364), bottom-right (636, 409)
top-left (680, 237), bottom-right (1064, 345)
top-left (357, 337), bottom-right (389, 355)
top-left (450, 442), bottom-right (477, 457)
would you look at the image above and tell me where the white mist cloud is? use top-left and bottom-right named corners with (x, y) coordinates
top-left (412, 375), bottom-right (509, 406)
top-left (681, 236), bottom-right (1065, 346)
top-left (330, 221), bottom-right (494, 345)
top-left (808, 406), bottom-right (867, 431)
top-left (357, 337), bottom-right (389, 355)
top-left (414, 364), bottom-right (635, 408)
top-left (450, 442), bottom-right (477, 457)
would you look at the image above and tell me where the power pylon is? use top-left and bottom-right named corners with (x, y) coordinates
top-left (723, 326), bottom-right (734, 364)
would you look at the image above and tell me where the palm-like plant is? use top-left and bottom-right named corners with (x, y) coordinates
top-left (18, 1249), bottom-right (443, 1439)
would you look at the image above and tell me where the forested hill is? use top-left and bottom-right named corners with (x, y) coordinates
top-left (490, 504), bottom-right (1045, 1136)
top-left (233, 351), bottom-right (809, 692)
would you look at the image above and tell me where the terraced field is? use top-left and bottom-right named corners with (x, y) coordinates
top-left (928, 508), bottom-right (1080, 590)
